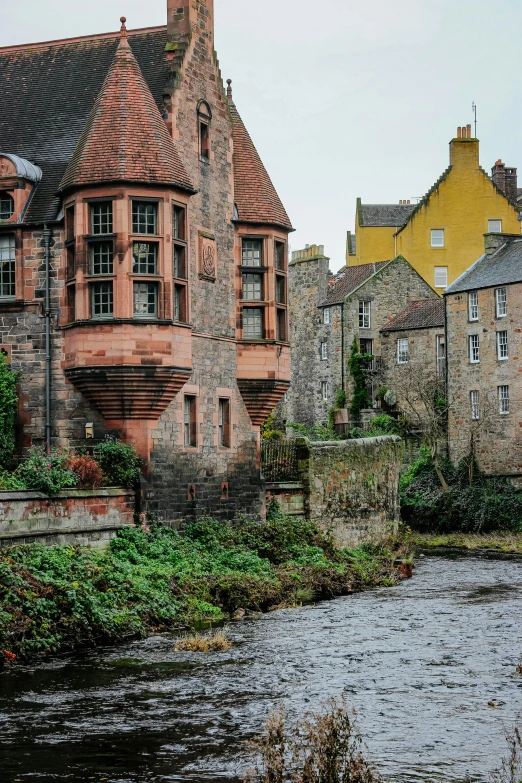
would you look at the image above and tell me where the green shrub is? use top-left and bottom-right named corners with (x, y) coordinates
top-left (286, 422), bottom-right (336, 441)
top-left (15, 448), bottom-right (78, 495)
top-left (96, 439), bottom-right (142, 487)
top-left (260, 413), bottom-right (284, 442)
top-left (0, 354), bottom-right (19, 469)
top-left (368, 414), bottom-right (401, 436)
top-left (0, 504), bottom-right (400, 659)
top-left (0, 470), bottom-right (27, 490)
top-left (400, 450), bottom-right (522, 534)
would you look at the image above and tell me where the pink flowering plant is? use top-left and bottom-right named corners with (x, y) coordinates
top-left (15, 448), bottom-right (78, 495)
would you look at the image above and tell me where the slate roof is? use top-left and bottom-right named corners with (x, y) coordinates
top-left (59, 29), bottom-right (192, 193)
top-left (229, 98), bottom-right (292, 230)
top-left (380, 298), bottom-right (444, 332)
top-left (0, 27), bottom-right (170, 222)
top-left (445, 238), bottom-right (522, 294)
top-left (358, 203), bottom-right (415, 227)
top-left (346, 231), bottom-right (356, 255)
top-left (320, 261), bottom-right (390, 306)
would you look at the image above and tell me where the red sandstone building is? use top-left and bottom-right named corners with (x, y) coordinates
top-left (0, 0), bottom-right (292, 521)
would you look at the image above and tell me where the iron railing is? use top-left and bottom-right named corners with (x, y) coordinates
top-left (261, 440), bottom-right (299, 482)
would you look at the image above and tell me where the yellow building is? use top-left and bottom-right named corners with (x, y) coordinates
top-left (349, 126), bottom-right (521, 291)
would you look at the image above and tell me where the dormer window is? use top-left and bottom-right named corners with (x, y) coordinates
top-left (0, 192), bottom-right (14, 221)
top-left (197, 100), bottom-right (212, 163)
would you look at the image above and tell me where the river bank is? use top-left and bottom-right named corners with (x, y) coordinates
top-left (411, 530), bottom-right (522, 554)
top-left (1, 551), bottom-right (519, 782)
top-left (0, 504), bottom-right (406, 662)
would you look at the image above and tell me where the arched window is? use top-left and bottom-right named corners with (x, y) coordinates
top-left (0, 192), bottom-right (14, 221)
top-left (197, 100), bottom-right (212, 163)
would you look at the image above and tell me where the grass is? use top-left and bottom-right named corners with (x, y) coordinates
top-left (0, 503), bottom-right (405, 661)
top-left (174, 628), bottom-right (232, 652)
top-left (411, 531), bottom-right (522, 554)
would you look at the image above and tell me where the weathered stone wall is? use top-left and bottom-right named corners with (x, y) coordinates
top-left (266, 482), bottom-right (305, 518)
top-left (446, 282), bottom-right (522, 475)
top-left (282, 253), bottom-right (438, 429)
top-left (0, 488), bottom-right (135, 547)
top-left (296, 436), bottom-right (403, 548)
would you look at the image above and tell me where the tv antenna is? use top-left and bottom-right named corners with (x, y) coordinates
top-left (472, 101), bottom-right (477, 138)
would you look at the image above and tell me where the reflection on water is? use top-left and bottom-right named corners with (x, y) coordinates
top-left (0, 553), bottom-right (521, 782)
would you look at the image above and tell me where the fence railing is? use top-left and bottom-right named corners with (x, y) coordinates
top-left (261, 440), bottom-right (299, 483)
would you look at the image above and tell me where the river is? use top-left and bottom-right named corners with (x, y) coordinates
top-left (0, 552), bottom-right (521, 782)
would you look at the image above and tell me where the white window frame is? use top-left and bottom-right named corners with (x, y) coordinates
top-left (488, 219), bottom-right (502, 233)
top-left (468, 292), bottom-right (478, 322)
top-left (499, 385), bottom-right (510, 415)
top-left (397, 338), bottom-right (409, 364)
top-left (359, 300), bottom-right (371, 329)
top-left (495, 288), bottom-right (507, 318)
top-left (497, 330), bottom-right (508, 361)
top-left (434, 266), bottom-right (448, 289)
top-left (436, 334), bottom-right (445, 377)
top-left (321, 341), bottom-right (328, 361)
top-left (431, 229), bottom-right (445, 248)
top-left (323, 307), bottom-right (331, 325)
top-left (470, 391), bottom-right (480, 421)
top-left (321, 381), bottom-right (328, 401)
top-left (469, 334), bottom-right (480, 364)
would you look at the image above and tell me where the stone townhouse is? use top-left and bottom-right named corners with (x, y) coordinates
top-left (350, 127), bottom-right (521, 290)
top-left (280, 245), bottom-right (438, 428)
top-left (0, 0), bottom-right (292, 523)
top-left (445, 233), bottom-right (522, 477)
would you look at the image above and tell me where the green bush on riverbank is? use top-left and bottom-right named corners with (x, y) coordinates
top-left (401, 448), bottom-right (522, 534)
top-left (0, 504), bottom-right (401, 660)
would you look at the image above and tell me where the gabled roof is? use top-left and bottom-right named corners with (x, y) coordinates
top-left (320, 261), bottom-right (390, 306)
top-left (228, 95), bottom-right (292, 231)
top-left (0, 27), bottom-right (170, 222)
top-left (381, 298), bottom-right (444, 332)
top-left (445, 237), bottom-right (522, 294)
top-left (357, 200), bottom-right (415, 228)
top-left (59, 26), bottom-right (192, 193)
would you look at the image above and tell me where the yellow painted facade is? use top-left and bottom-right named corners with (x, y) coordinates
top-left (353, 200), bottom-right (397, 264)
top-left (349, 133), bottom-right (521, 290)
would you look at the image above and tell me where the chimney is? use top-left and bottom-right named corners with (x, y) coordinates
top-left (492, 159), bottom-right (518, 203)
top-left (167, 0), bottom-right (214, 43)
top-left (450, 126), bottom-right (479, 167)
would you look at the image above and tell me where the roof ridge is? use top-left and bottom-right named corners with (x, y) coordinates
top-left (0, 25), bottom-right (167, 53)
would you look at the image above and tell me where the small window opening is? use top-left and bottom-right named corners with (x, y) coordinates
top-left (218, 398), bottom-right (231, 448)
top-left (184, 396), bottom-right (197, 446)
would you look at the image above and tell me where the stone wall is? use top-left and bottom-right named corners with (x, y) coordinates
top-left (296, 435), bottom-right (403, 547)
top-left (281, 253), bottom-right (438, 429)
top-left (446, 281), bottom-right (522, 475)
top-left (0, 488), bottom-right (135, 547)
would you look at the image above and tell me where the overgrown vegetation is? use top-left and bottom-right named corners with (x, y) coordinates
top-left (0, 503), bottom-right (402, 660)
top-left (347, 414), bottom-right (402, 440)
top-left (244, 697), bottom-right (382, 783)
top-left (174, 628), bottom-right (232, 652)
top-left (286, 422), bottom-right (337, 441)
top-left (0, 439), bottom-right (142, 495)
top-left (490, 724), bottom-right (522, 783)
top-left (400, 447), bottom-right (522, 534)
top-left (348, 338), bottom-right (373, 420)
top-left (0, 354), bottom-right (19, 469)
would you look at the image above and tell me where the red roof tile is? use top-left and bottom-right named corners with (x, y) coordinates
top-left (59, 29), bottom-right (193, 193)
top-left (229, 98), bottom-right (292, 231)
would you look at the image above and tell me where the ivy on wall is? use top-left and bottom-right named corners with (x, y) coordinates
top-left (0, 354), bottom-right (19, 469)
top-left (348, 338), bottom-right (373, 419)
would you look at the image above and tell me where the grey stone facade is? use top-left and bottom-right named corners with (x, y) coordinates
top-left (445, 234), bottom-right (522, 476)
top-left (280, 247), bottom-right (439, 428)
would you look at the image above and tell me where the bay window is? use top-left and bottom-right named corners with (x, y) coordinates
top-left (133, 282), bottom-right (158, 318)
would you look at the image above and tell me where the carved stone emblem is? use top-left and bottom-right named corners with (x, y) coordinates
top-left (198, 233), bottom-right (217, 281)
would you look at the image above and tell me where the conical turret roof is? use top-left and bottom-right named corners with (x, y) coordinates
top-left (228, 89), bottom-right (292, 231)
top-left (59, 21), bottom-right (193, 193)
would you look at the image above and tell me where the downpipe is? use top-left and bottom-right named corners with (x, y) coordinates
top-left (43, 225), bottom-right (52, 453)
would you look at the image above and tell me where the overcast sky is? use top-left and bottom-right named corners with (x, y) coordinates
top-left (2, 0), bottom-right (521, 270)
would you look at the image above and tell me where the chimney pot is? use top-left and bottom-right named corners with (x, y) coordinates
top-left (457, 127), bottom-right (462, 138)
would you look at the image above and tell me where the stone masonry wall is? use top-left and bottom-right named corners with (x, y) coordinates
top-left (446, 282), bottom-right (522, 475)
top-left (297, 435), bottom-right (403, 548)
top-left (282, 254), bottom-right (438, 429)
top-left (0, 488), bottom-right (135, 547)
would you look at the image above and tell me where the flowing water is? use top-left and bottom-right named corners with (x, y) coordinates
top-left (1, 552), bottom-right (521, 782)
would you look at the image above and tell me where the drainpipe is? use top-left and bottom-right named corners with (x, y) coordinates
top-left (43, 225), bottom-right (52, 453)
